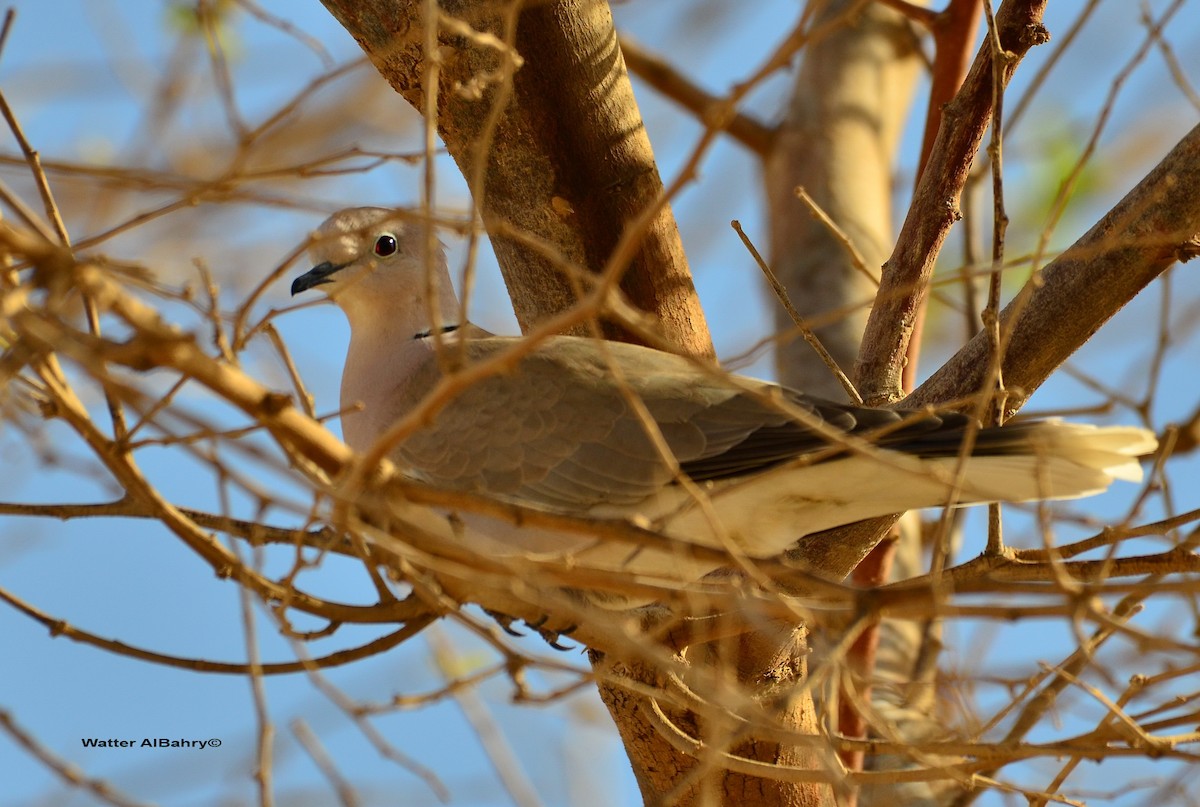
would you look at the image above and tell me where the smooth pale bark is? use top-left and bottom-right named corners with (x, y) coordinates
top-left (768, 1), bottom-right (921, 400)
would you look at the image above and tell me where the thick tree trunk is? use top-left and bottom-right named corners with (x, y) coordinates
top-left (319, 0), bottom-right (711, 356)
top-left (593, 625), bottom-right (829, 807)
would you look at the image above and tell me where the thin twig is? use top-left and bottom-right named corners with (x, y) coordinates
top-left (427, 627), bottom-right (544, 807)
top-left (0, 582), bottom-right (436, 673)
top-left (0, 710), bottom-right (153, 807)
top-left (794, 186), bottom-right (879, 287)
top-left (619, 35), bottom-right (774, 157)
top-left (292, 720), bottom-right (361, 807)
top-left (731, 219), bottom-right (863, 404)
top-left (238, 548), bottom-right (276, 807)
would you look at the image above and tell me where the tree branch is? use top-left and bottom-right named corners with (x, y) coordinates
top-left (855, 0), bottom-right (1050, 403)
top-left (619, 36), bottom-right (774, 158)
top-left (0, 583), bottom-right (436, 675)
top-left (789, 80), bottom-right (1200, 592)
top-left (911, 120), bottom-right (1200, 410)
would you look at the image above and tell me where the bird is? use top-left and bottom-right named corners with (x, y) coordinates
top-left (290, 207), bottom-right (1157, 603)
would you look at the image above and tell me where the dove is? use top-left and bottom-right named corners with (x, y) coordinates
top-left (290, 207), bottom-right (1156, 600)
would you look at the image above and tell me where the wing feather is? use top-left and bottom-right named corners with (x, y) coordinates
top-left (383, 335), bottom-right (1014, 510)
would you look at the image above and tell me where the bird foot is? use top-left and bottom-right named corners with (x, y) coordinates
top-left (485, 610), bottom-right (578, 651)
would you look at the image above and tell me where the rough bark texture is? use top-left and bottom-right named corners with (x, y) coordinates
top-left (593, 626), bottom-right (828, 807)
top-left (768, 1), bottom-right (921, 399)
top-left (319, 0), bottom-right (712, 357)
top-left (318, 3), bottom-right (1200, 804)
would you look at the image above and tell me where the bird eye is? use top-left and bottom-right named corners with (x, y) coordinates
top-left (373, 234), bottom-right (398, 257)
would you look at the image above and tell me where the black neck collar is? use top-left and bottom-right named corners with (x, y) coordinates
top-left (413, 323), bottom-right (461, 340)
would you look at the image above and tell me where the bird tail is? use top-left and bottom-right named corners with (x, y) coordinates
top-left (635, 421), bottom-right (1156, 564)
top-left (947, 420), bottom-right (1157, 503)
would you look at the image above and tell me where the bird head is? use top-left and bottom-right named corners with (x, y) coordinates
top-left (291, 207), bottom-right (451, 325)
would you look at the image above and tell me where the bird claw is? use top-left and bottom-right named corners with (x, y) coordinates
top-left (484, 609), bottom-right (526, 637)
top-left (541, 625), bottom-right (578, 652)
top-left (486, 610), bottom-right (577, 650)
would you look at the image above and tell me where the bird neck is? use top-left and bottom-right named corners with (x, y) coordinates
top-left (339, 268), bottom-right (461, 342)
top-left (339, 311), bottom-right (446, 453)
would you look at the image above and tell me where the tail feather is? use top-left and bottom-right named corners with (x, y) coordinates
top-left (937, 421), bottom-right (1154, 503)
top-left (950, 456), bottom-right (1114, 503)
top-left (1019, 421), bottom-right (1156, 485)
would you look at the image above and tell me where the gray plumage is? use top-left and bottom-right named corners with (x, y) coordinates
top-left (291, 207), bottom-right (1156, 594)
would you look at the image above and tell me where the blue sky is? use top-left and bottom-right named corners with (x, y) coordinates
top-left (2, 2), bottom-right (1199, 806)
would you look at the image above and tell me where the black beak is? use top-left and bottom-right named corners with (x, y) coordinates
top-left (291, 261), bottom-right (345, 296)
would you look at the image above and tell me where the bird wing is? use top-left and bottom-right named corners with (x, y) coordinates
top-left (387, 335), bottom-right (969, 511)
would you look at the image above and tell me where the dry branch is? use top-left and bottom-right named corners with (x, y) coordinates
top-left (4, 3), bottom-right (1198, 805)
top-left (787, 119), bottom-right (1200, 585)
top-left (768, 0), bottom-right (923, 400)
top-left (912, 121), bottom-right (1200, 411)
top-left (855, 0), bottom-right (1049, 404)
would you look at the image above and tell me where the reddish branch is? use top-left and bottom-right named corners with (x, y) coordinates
top-left (912, 0), bottom-right (985, 190)
top-left (838, 533), bottom-right (899, 780)
top-left (903, 0), bottom-right (983, 393)
top-left (839, 0), bottom-right (983, 785)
